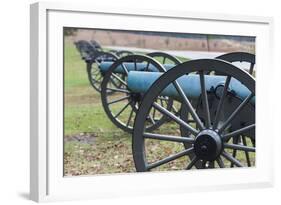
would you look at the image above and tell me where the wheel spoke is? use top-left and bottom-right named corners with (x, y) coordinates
top-left (218, 93), bottom-right (254, 133)
top-left (160, 98), bottom-right (164, 107)
top-left (95, 74), bottom-right (103, 82)
top-left (213, 76), bottom-right (231, 129)
top-left (121, 63), bottom-right (129, 75)
top-left (171, 104), bottom-right (179, 115)
top-left (147, 148), bottom-right (194, 170)
top-left (216, 157), bottom-right (225, 168)
top-left (147, 114), bottom-right (156, 125)
top-left (126, 102), bottom-right (135, 127)
top-left (163, 57), bottom-right (166, 64)
top-left (222, 124), bottom-right (255, 141)
top-left (152, 105), bottom-right (157, 120)
top-left (157, 96), bottom-right (170, 101)
top-left (160, 98), bottom-right (170, 108)
top-left (91, 72), bottom-right (100, 80)
top-left (91, 67), bottom-right (101, 75)
top-left (199, 71), bottom-right (211, 128)
top-left (143, 133), bottom-right (194, 143)
top-left (224, 143), bottom-right (255, 152)
top-left (230, 136), bottom-right (239, 167)
top-left (106, 87), bottom-right (130, 93)
top-left (152, 102), bottom-right (199, 136)
top-left (173, 80), bottom-right (204, 130)
top-left (114, 100), bottom-right (132, 118)
top-left (186, 156), bottom-right (199, 170)
top-left (221, 151), bottom-right (243, 167)
top-left (108, 96), bottom-right (130, 105)
top-left (94, 59), bottom-right (101, 66)
top-left (242, 136), bottom-right (251, 166)
top-left (145, 62), bottom-right (150, 71)
top-left (249, 63), bottom-right (254, 75)
top-left (91, 68), bottom-right (100, 75)
top-left (111, 73), bottom-right (127, 87)
top-left (109, 77), bottom-right (120, 88)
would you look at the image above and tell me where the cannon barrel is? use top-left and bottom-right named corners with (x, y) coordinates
top-left (127, 71), bottom-right (255, 104)
top-left (99, 62), bottom-right (175, 74)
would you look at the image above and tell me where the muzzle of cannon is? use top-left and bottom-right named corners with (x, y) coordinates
top-left (127, 71), bottom-right (255, 104)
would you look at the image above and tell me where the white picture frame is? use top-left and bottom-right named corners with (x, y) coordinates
top-left (30, 2), bottom-right (274, 202)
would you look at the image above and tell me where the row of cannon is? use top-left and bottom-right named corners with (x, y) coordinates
top-left (75, 40), bottom-right (255, 171)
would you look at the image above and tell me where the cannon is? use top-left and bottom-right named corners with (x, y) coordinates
top-left (90, 40), bottom-right (102, 51)
top-left (74, 40), bottom-right (136, 92)
top-left (100, 53), bottom-right (182, 133)
top-left (131, 58), bottom-right (255, 171)
top-left (74, 40), bottom-right (97, 60)
top-left (127, 71), bottom-right (254, 103)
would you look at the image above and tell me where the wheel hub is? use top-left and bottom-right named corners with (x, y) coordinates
top-left (194, 129), bottom-right (222, 161)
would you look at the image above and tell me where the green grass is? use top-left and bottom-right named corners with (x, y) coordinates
top-left (64, 40), bottom-right (135, 175)
top-left (64, 40), bottom-right (255, 176)
top-left (64, 42), bottom-right (115, 135)
top-left (64, 43), bottom-right (89, 88)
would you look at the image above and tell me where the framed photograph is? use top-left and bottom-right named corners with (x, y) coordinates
top-left (30, 2), bottom-right (274, 202)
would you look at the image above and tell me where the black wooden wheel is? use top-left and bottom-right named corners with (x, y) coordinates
top-left (133, 59), bottom-right (255, 171)
top-left (183, 52), bottom-right (256, 168)
top-left (101, 54), bottom-right (173, 133)
top-left (147, 52), bottom-right (182, 65)
top-left (216, 52), bottom-right (255, 76)
top-left (87, 52), bottom-right (119, 92)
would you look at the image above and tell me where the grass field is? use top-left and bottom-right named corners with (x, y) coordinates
top-left (64, 39), bottom-right (255, 176)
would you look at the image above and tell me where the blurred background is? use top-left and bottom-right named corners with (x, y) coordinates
top-left (65, 28), bottom-right (255, 57)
